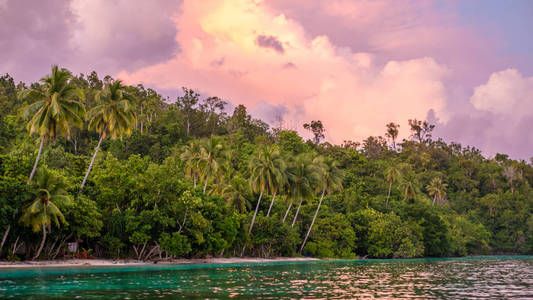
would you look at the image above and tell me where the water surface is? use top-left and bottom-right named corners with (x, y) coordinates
top-left (1, 256), bottom-right (533, 299)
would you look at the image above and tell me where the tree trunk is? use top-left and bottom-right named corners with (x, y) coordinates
top-left (0, 225), bottom-right (10, 257)
top-left (140, 103), bottom-right (144, 135)
top-left (300, 188), bottom-right (325, 253)
top-left (266, 191), bottom-right (277, 217)
top-left (193, 173), bottom-right (197, 188)
top-left (178, 208), bottom-right (188, 234)
top-left (80, 133), bottom-right (105, 193)
top-left (203, 175), bottom-right (209, 194)
top-left (28, 134), bottom-right (46, 183)
top-left (432, 194), bottom-right (437, 205)
top-left (282, 199), bottom-right (293, 223)
top-left (186, 114), bottom-right (190, 136)
top-left (386, 181), bottom-right (392, 207)
top-left (248, 190), bottom-right (263, 234)
top-left (291, 199), bottom-right (304, 227)
top-left (73, 137), bottom-right (78, 154)
top-left (33, 224), bottom-right (46, 260)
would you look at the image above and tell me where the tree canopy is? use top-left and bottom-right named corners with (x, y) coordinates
top-left (1, 68), bottom-right (532, 261)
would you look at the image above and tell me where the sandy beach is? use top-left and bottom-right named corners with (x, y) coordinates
top-left (0, 257), bottom-right (319, 269)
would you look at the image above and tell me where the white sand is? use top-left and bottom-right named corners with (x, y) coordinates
top-left (0, 257), bottom-right (319, 269)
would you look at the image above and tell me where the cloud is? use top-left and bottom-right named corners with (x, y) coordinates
top-left (434, 69), bottom-right (533, 158)
top-left (265, 0), bottom-right (501, 90)
top-left (118, 0), bottom-right (449, 144)
top-left (256, 35), bottom-right (285, 54)
top-left (250, 101), bottom-right (289, 124)
top-left (470, 69), bottom-right (533, 115)
top-left (0, 0), bottom-right (76, 82)
top-left (283, 62), bottom-right (296, 69)
top-left (0, 0), bottom-right (180, 82)
top-left (68, 0), bottom-right (180, 73)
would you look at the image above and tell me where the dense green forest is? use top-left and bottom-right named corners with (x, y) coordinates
top-left (1, 66), bottom-right (532, 261)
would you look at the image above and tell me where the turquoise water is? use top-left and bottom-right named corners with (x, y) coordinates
top-left (1, 256), bottom-right (533, 299)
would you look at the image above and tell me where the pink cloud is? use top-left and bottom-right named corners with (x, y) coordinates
top-left (117, 0), bottom-right (453, 143)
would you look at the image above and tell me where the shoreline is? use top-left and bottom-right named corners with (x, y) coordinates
top-left (0, 257), bottom-right (320, 269)
top-left (1, 254), bottom-right (531, 270)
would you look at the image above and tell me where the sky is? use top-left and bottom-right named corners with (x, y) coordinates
top-left (1, 0), bottom-right (533, 159)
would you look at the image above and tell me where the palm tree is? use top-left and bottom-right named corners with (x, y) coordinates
top-left (426, 177), bottom-right (448, 205)
top-left (220, 176), bottom-right (250, 213)
top-left (21, 167), bottom-right (71, 260)
top-left (198, 136), bottom-right (226, 194)
top-left (19, 66), bottom-right (86, 183)
top-left (384, 164), bottom-right (402, 206)
top-left (399, 177), bottom-right (417, 202)
top-left (180, 140), bottom-right (203, 188)
top-left (79, 80), bottom-right (135, 192)
top-left (265, 147), bottom-right (286, 217)
top-left (285, 153), bottom-right (320, 227)
top-left (247, 146), bottom-right (284, 234)
top-left (299, 156), bottom-right (343, 252)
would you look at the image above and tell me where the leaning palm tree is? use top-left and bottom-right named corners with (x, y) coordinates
top-left (79, 80), bottom-right (135, 192)
top-left (247, 146), bottom-right (284, 234)
top-left (198, 136), bottom-right (226, 194)
top-left (180, 140), bottom-right (203, 188)
top-left (21, 167), bottom-right (72, 260)
top-left (299, 156), bottom-right (343, 252)
top-left (426, 177), bottom-right (448, 205)
top-left (285, 153), bottom-right (320, 227)
top-left (384, 164), bottom-right (402, 206)
top-left (19, 65), bottom-right (86, 183)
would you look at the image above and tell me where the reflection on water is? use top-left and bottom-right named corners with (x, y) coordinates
top-left (1, 256), bottom-right (533, 299)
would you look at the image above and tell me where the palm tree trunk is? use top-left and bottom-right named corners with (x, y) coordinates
top-left (186, 114), bottom-right (190, 136)
top-left (0, 225), bottom-right (10, 257)
top-left (282, 199), bottom-right (293, 223)
top-left (28, 134), bottom-right (46, 183)
top-left (203, 175), bottom-right (209, 194)
top-left (140, 103), bottom-right (144, 135)
top-left (33, 224), bottom-right (46, 260)
top-left (80, 133), bottom-right (105, 193)
top-left (432, 194), bottom-right (437, 205)
top-left (193, 173), bottom-right (197, 188)
top-left (291, 199), bottom-right (303, 227)
top-left (266, 190), bottom-right (277, 217)
top-left (248, 190), bottom-right (263, 234)
top-left (386, 181), bottom-right (392, 207)
top-left (300, 188), bottom-right (325, 253)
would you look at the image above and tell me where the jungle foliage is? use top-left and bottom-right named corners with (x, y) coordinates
top-left (0, 68), bottom-right (531, 260)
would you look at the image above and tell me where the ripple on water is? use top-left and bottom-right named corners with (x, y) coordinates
top-left (1, 256), bottom-right (533, 299)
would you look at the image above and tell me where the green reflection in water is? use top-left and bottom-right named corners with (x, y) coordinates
top-left (1, 256), bottom-right (533, 299)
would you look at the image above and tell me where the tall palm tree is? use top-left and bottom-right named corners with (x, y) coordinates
top-left (399, 177), bottom-right (418, 202)
top-left (21, 168), bottom-right (71, 260)
top-left (265, 147), bottom-right (286, 217)
top-left (180, 140), bottom-right (203, 188)
top-left (384, 164), bottom-right (402, 206)
top-left (79, 80), bottom-right (135, 192)
top-left (247, 146), bottom-right (284, 234)
top-left (426, 177), bottom-right (448, 205)
top-left (285, 153), bottom-right (320, 227)
top-left (198, 136), bottom-right (226, 194)
top-left (299, 156), bottom-right (343, 252)
top-left (19, 66), bottom-right (86, 183)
